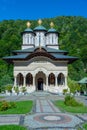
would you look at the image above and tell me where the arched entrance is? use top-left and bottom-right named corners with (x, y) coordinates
top-left (35, 71), bottom-right (46, 91)
top-left (37, 78), bottom-right (43, 90)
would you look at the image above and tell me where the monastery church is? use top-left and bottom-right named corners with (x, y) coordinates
top-left (3, 20), bottom-right (77, 94)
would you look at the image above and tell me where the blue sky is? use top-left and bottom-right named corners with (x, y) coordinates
top-left (0, 0), bottom-right (87, 21)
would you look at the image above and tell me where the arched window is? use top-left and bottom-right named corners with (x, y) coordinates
top-left (39, 34), bottom-right (41, 45)
top-left (27, 34), bottom-right (29, 44)
top-left (58, 73), bottom-right (65, 85)
top-left (48, 73), bottom-right (55, 85)
top-left (26, 73), bottom-right (33, 86)
top-left (17, 73), bottom-right (23, 86)
top-left (52, 34), bottom-right (54, 44)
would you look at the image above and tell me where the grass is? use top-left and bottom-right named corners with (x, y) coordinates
top-left (78, 123), bottom-right (87, 130)
top-left (0, 125), bottom-right (27, 130)
top-left (83, 123), bottom-right (87, 129)
top-left (0, 96), bottom-right (4, 98)
top-left (54, 100), bottom-right (87, 113)
top-left (0, 100), bottom-right (33, 114)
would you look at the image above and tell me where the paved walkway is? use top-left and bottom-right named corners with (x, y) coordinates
top-left (24, 93), bottom-right (84, 130)
top-left (0, 92), bottom-right (87, 130)
top-left (36, 99), bottom-right (60, 113)
top-left (0, 114), bottom-right (24, 125)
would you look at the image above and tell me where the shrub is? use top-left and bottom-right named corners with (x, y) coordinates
top-left (5, 85), bottom-right (12, 92)
top-left (64, 95), bottom-right (83, 107)
top-left (0, 100), bottom-right (10, 111)
top-left (21, 87), bottom-right (26, 93)
top-left (14, 86), bottom-right (19, 94)
top-left (63, 89), bottom-right (68, 95)
top-left (0, 100), bottom-right (16, 111)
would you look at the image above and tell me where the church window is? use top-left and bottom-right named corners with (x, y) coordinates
top-left (52, 35), bottom-right (54, 44)
top-left (27, 34), bottom-right (29, 44)
top-left (39, 35), bottom-right (41, 44)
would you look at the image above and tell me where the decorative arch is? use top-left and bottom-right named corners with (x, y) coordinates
top-left (34, 67), bottom-right (48, 76)
top-left (26, 73), bottom-right (33, 86)
top-left (17, 73), bottom-right (23, 86)
top-left (48, 73), bottom-right (55, 86)
top-left (58, 73), bottom-right (65, 85)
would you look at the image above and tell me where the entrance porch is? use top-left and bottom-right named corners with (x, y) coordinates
top-left (14, 70), bottom-right (68, 94)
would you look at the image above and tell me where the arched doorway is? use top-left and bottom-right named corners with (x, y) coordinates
top-left (37, 78), bottom-right (43, 90)
top-left (35, 71), bottom-right (46, 91)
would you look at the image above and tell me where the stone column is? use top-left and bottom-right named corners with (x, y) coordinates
top-left (23, 76), bottom-right (26, 86)
top-left (65, 75), bottom-right (67, 87)
top-left (33, 76), bottom-right (35, 86)
top-left (46, 75), bottom-right (48, 91)
top-left (14, 76), bottom-right (17, 86)
top-left (33, 75), bottom-right (36, 91)
top-left (55, 75), bottom-right (58, 87)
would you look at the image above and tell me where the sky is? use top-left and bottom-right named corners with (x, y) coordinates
top-left (0, 0), bottom-right (87, 21)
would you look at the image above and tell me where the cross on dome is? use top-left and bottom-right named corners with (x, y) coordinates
top-left (38, 19), bottom-right (42, 25)
top-left (26, 21), bottom-right (31, 28)
top-left (50, 22), bottom-right (54, 28)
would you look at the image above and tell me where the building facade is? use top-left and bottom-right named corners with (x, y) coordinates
top-left (3, 20), bottom-right (77, 94)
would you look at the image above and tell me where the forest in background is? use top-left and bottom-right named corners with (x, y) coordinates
top-left (0, 16), bottom-right (87, 88)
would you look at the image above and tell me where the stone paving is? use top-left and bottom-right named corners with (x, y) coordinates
top-left (24, 113), bottom-right (83, 129)
top-left (0, 92), bottom-right (87, 130)
top-left (0, 114), bottom-right (23, 125)
top-left (36, 99), bottom-right (60, 113)
top-left (24, 94), bottom-right (84, 130)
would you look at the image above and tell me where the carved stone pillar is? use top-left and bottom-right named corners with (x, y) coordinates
top-left (14, 76), bottom-right (17, 86)
top-left (46, 75), bottom-right (48, 91)
top-left (23, 76), bottom-right (26, 86)
top-left (55, 75), bottom-right (58, 87)
top-left (65, 75), bottom-right (67, 87)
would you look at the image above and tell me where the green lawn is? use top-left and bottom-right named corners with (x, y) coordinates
top-left (0, 100), bottom-right (33, 114)
top-left (0, 96), bottom-right (4, 98)
top-left (54, 100), bottom-right (87, 113)
top-left (0, 125), bottom-right (27, 130)
top-left (78, 123), bottom-right (87, 130)
top-left (83, 123), bottom-right (87, 129)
